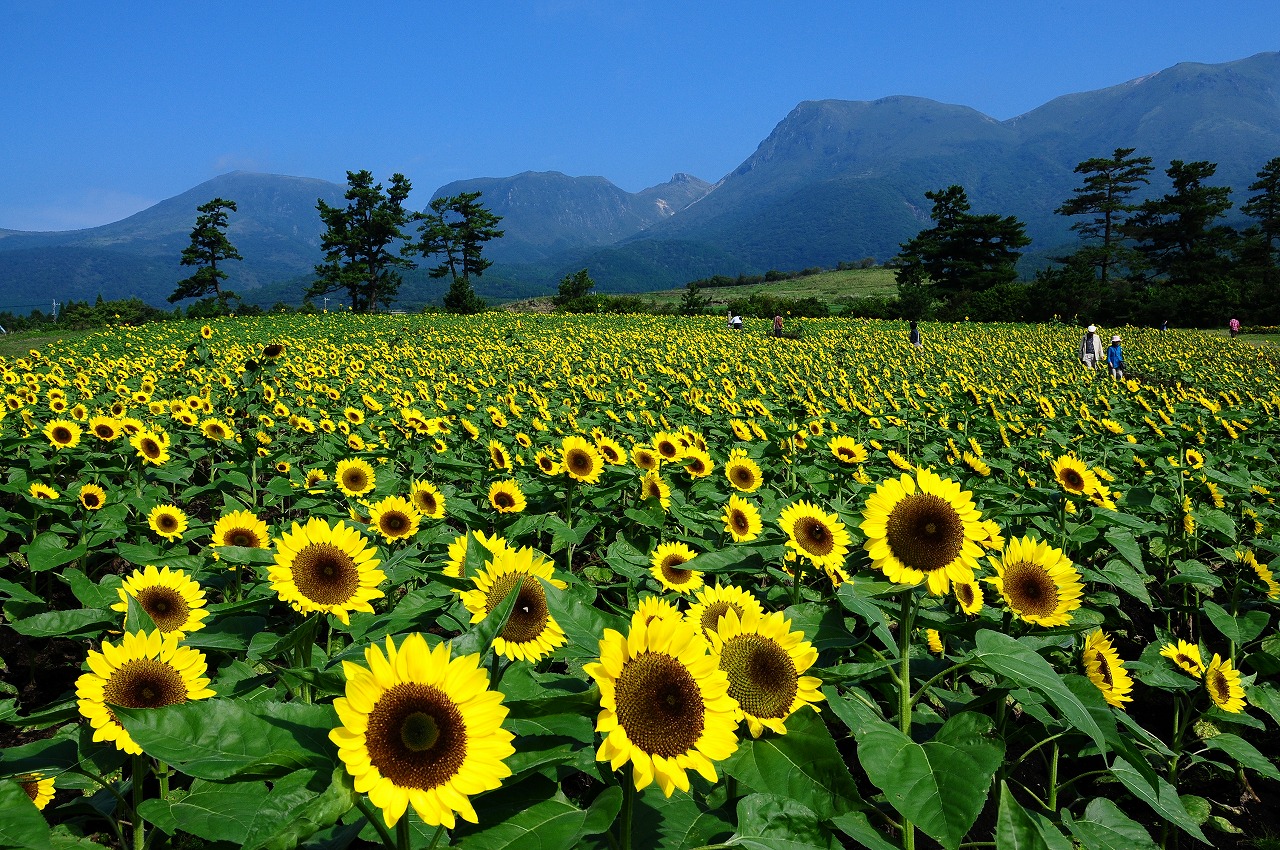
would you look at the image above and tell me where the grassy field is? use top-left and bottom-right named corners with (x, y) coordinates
top-left (0, 328), bottom-right (93, 359)
top-left (644, 267), bottom-right (897, 307)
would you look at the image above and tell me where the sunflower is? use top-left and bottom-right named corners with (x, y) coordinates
top-left (88, 415), bottom-right (122, 442)
top-left (632, 445), bottom-right (660, 472)
top-left (976, 519), bottom-right (1005, 551)
top-left (369, 496), bottom-right (422, 542)
top-left (18, 772), bottom-right (55, 810)
top-left (534, 449), bottom-right (561, 476)
top-left (561, 435), bottom-right (604, 484)
top-left (200, 417), bottom-right (233, 441)
top-left (596, 436), bottom-right (627, 466)
top-left (335, 458), bottom-right (377, 497)
top-left (76, 629), bottom-right (216, 754)
top-left (42, 418), bottom-right (81, 449)
top-left (706, 608), bottom-right (823, 739)
top-left (488, 440), bottom-right (513, 472)
top-left (200, 324), bottom-right (213, 339)
top-left (262, 343), bottom-right (286, 359)
top-left (330, 634), bottom-right (515, 828)
top-left (147, 505), bottom-right (189, 542)
top-left (1159, 640), bottom-right (1205, 678)
top-left (640, 471), bottom-right (671, 510)
top-left (444, 530), bottom-right (510, 579)
top-left (488, 479), bottom-right (527, 514)
top-left (1204, 654), bottom-right (1247, 713)
top-left (28, 482), bottom-right (59, 500)
top-left (344, 406), bottom-right (366, 425)
top-left (409, 480), bottom-right (446, 519)
top-left (828, 436), bottom-right (868, 465)
top-left (130, 430), bottom-right (170, 465)
top-left (78, 483), bottom-right (106, 511)
top-left (633, 595), bottom-right (684, 628)
top-left (1051, 455), bottom-right (1098, 496)
top-left (461, 547), bottom-right (568, 662)
top-left (778, 500), bottom-right (851, 572)
top-left (584, 616), bottom-right (739, 796)
top-left (305, 468), bottom-right (328, 490)
top-left (650, 542), bottom-right (704, 594)
top-left (721, 495), bottom-right (762, 543)
top-left (270, 518), bottom-right (385, 625)
top-left (112, 565), bottom-right (209, 637)
top-left (653, 431), bottom-right (685, 462)
top-left (723, 449), bottom-right (763, 492)
top-left (685, 584), bottom-right (764, 641)
top-left (986, 536), bottom-right (1083, 627)
top-left (1239, 549), bottom-right (1280, 599)
top-left (211, 509), bottom-right (270, 549)
top-left (1081, 630), bottom-right (1133, 709)
top-left (953, 580), bottom-right (983, 615)
top-left (681, 446), bottom-right (713, 479)
top-left (860, 469), bottom-right (985, 595)
top-left (1185, 447), bottom-right (1205, 469)
top-left (926, 629), bottom-right (945, 654)
top-left (887, 450), bottom-right (914, 472)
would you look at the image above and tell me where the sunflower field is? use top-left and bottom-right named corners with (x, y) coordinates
top-left (1, 313), bottom-right (1279, 850)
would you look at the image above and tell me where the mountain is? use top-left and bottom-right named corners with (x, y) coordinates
top-left (588, 51), bottom-right (1280, 284)
top-left (428, 171), bottom-right (711, 263)
top-left (3, 52), bottom-right (1278, 307)
top-left (0, 172), bottom-right (348, 307)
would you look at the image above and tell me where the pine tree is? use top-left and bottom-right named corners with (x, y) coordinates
top-left (1129, 160), bottom-right (1235, 288)
top-left (413, 192), bottom-right (504, 314)
top-left (168, 198), bottom-right (242, 305)
top-left (309, 171), bottom-right (415, 313)
top-left (1055, 147), bottom-right (1153, 286)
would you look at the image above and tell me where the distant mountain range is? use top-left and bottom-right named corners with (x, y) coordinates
top-left (2, 51), bottom-right (1278, 309)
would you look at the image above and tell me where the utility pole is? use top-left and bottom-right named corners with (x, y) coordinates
top-left (52, 300), bottom-right (59, 323)
top-left (323, 296), bottom-right (329, 312)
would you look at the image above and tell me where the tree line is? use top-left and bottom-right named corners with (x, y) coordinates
top-left (166, 170), bottom-right (505, 315)
top-left (888, 151), bottom-right (1280, 326)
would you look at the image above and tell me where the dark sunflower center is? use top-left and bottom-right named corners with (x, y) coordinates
top-left (416, 493), bottom-right (438, 513)
top-left (687, 459), bottom-right (707, 474)
top-left (485, 573), bottom-right (550, 644)
top-left (637, 452), bottom-right (655, 469)
top-left (567, 450), bottom-right (591, 474)
top-left (52, 426), bottom-right (72, 443)
top-left (263, 344), bottom-right (284, 358)
top-left (884, 494), bottom-right (964, 572)
top-left (494, 492), bottom-right (515, 508)
top-left (135, 587), bottom-right (190, 632)
top-left (1005, 561), bottom-right (1058, 616)
top-left (731, 466), bottom-right (755, 487)
top-left (699, 601), bottom-right (740, 637)
top-left (720, 634), bottom-right (797, 719)
top-left (290, 544), bottom-right (360, 605)
top-left (956, 583), bottom-right (975, 607)
top-left (659, 554), bottom-right (692, 585)
top-left (1061, 470), bottom-right (1084, 491)
top-left (602, 447), bottom-right (620, 463)
top-left (792, 518), bottom-right (835, 557)
top-left (157, 514), bottom-right (180, 533)
top-left (95, 425), bottom-right (115, 438)
top-left (19, 778), bottom-right (40, 801)
top-left (104, 659), bottom-right (187, 709)
top-left (730, 509), bottom-right (749, 535)
top-left (1094, 653), bottom-right (1114, 687)
top-left (226, 528), bottom-right (260, 547)
top-left (141, 439), bottom-right (162, 458)
top-left (342, 471), bottom-right (369, 491)
top-left (657, 441), bottom-right (678, 459)
top-left (83, 492), bottom-right (102, 508)
top-left (1209, 671), bottom-right (1230, 702)
top-left (837, 448), bottom-right (853, 460)
top-left (613, 651), bottom-right (705, 757)
top-left (381, 512), bottom-right (411, 533)
top-left (366, 683), bottom-right (467, 790)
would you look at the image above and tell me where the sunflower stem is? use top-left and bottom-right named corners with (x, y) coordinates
top-left (353, 797), bottom-right (397, 850)
top-left (897, 592), bottom-right (916, 850)
top-left (396, 816), bottom-right (411, 850)
top-left (1047, 741), bottom-right (1060, 812)
top-left (426, 823), bottom-right (445, 850)
top-left (791, 558), bottom-right (804, 607)
top-left (131, 753), bottom-right (148, 850)
top-left (620, 776), bottom-right (635, 850)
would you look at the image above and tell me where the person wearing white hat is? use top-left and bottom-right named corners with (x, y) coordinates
top-left (1106, 334), bottom-right (1125, 380)
top-left (1079, 324), bottom-right (1104, 370)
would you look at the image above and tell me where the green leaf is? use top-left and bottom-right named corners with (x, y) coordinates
top-left (114, 699), bottom-right (337, 780)
top-left (214, 545), bottom-right (277, 565)
top-left (113, 541), bottom-right (164, 566)
top-left (450, 575), bottom-right (523, 658)
top-left (995, 782), bottom-right (1072, 850)
top-left (0, 577), bottom-right (42, 604)
top-left (1097, 559), bottom-right (1151, 607)
top-left (138, 778), bottom-right (267, 843)
top-left (1245, 684), bottom-right (1280, 726)
top-left (125, 592), bottom-right (158, 633)
top-left (972, 630), bottom-right (1108, 754)
top-left (1201, 601), bottom-right (1270, 646)
top-left (685, 544), bottom-right (788, 575)
top-left (543, 580), bottom-right (627, 662)
top-left (21, 532), bottom-right (87, 573)
top-left (240, 768), bottom-right (355, 850)
top-left (9, 608), bottom-right (112, 638)
top-left (1109, 757), bottom-right (1208, 843)
top-left (1196, 509), bottom-right (1236, 541)
top-left (1062, 798), bottom-right (1158, 850)
top-left (63, 569), bottom-right (121, 609)
top-left (852, 712), bottom-right (1004, 850)
top-left (732, 793), bottom-right (838, 849)
top-left (182, 616), bottom-right (268, 651)
top-left (0, 780), bottom-right (52, 850)
top-left (0, 730), bottom-right (80, 775)
top-left (633, 789), bottom-right (733, 850)
top-left (829, 811), bottom-right (899, 850)
top-left (720, 708), bottom-right (863, 821)
top-left (1103, 530), bottom-right (1144, 573)
top-left (1200, 733), bottom-right (1280, 781)
top-left (455, 781), bottom-right (621, 849)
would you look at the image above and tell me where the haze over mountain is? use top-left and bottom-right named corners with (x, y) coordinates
top-left (1, 51), bottom-right (1278, 308)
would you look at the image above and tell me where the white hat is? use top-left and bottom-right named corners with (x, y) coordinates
top-left (1087, 325), bottom-right (1096, 332)
top-left (1112, 335), bottom-right (1121, 342)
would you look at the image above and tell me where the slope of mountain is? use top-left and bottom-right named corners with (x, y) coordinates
top-left (428, 171), bottom-right (711, 263)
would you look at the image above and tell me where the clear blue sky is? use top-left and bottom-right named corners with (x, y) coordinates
top-left (3, 1), bottom-right (1278, 231)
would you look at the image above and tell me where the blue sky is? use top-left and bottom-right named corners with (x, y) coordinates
top-left (3, 1), bottom-right (1278, 231)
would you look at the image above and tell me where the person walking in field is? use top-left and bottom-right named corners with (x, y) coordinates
top-left (1229, 317), bottom-right (1241, 338)
top-left (908, 319), bottom-right (923, 350)
top-left (1106, 335), bottom-right (1125, 380)
top-left (1079, 324), bottom-right (1104, 370)
top-left (773, 314), bottom-right (783, 337)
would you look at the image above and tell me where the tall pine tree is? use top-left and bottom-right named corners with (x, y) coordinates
top-left (1129, 160), bottom-right (1236, 288)
top-left (168, 198), bottom-right (242, 306)
top-left (412, 192), bottom-right (504, 314)
top-left (309, 171), bottom-right (415, 313)
top-left (1055, 147), bottom-right (1153, 286)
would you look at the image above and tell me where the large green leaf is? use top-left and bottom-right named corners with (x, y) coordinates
top-left (971, 630), bottom-right (1108, 754)
top-left (454, 782), bottom-right (621, 849)
top-left (1062, 798), bottom-right (1158, 850)
top-left (852, 711), bottom-right (1004, 850)
top-left (995, 782), bottom-right (1072, 850)
top-left (0, 780), bottom-right (52, 850)
top-left (0, 728), bottom-right (80, 774)
top-left (114, 699), bottom-right (337, 780)
top-left (240, 768), bottom-right (355, 850)
top-left (720, 707), bottom-right (863, 820)
top-left (8, 608), bottom-right (112, 638)
top-left (1201, 601), bottom-right (1270, 646)
top-left (731, 793), bottom-right (838, 849)
top-left (633, 788), bottom-right (733, 850)
top-left (1108, 757), bottom-right (1207, 843)
top-left (138, 778), bottom-right (267, 843)
top-left (1102, 530), bottom-right (1145, 573)
top-left (22, 532), bottom-right (87, 573)
top-left (829, 811), bottom-right (899, 850)
top-left (543, 579), bottom-right (627, 662)
top-left (1200, 733), bottom-right (1280, 781)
